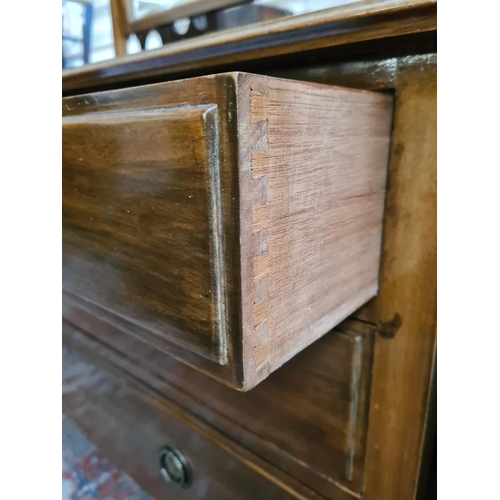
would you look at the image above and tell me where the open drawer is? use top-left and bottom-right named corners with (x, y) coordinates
top-left (62, 72), bottom-right (392, 390)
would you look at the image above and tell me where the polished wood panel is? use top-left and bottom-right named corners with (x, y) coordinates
top-left (63, 74), bottom-right (244, 390)
top-left (63, 72), bottom-right (391, 390)
top-left (63, 309), bottom-right (374, 499)
top-left (63, 105), bottom-right (225, 364)
top-left (63, 345), bottom-right (301, 500)
top-left (62, 0), bottom-right (436, 95)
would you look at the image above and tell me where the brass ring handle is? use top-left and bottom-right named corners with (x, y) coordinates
top-left (159, 446), bottom-right (190, 488)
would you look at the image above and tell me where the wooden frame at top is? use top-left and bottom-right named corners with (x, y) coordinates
top-left (109, 0), bottom-right (248, 57)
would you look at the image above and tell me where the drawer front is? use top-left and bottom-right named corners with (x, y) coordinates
top-left (63, 308), bottom-right (373, 499)
top-left (63, 99), bottom-right (227, 366)
top-left (63, 345), bottom-right (298, 500)
top-left (63, 74), bottom-right (243, 389)
top-left (62, 72), bottom-right (392, 390)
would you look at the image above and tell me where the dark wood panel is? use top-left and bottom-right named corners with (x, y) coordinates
top-left (62, 345), bottom-right (302, 500)
top-left (62, 74), bottom-right (245, 390)
top-left (63, 309), bottom-right (373, 499)
top-left (63, 105), bottom-right (225, 363)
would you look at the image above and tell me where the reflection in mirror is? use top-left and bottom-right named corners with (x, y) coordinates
top-left (127, 33), bottom-right (142, 53)
top-left (145, 29), bottom-right (163, 49)
top-left (131, 0), bottom-right (360, 23)
top-left (63, 0), bottom-right (361, 68)
top-left (172, 17), bottom-right (191, 35)
top-left (192, 14), bottom-right (208, 31)
top-left (62, 0), bottom-right (115, 68)
top-left (132, 0), bottom-right (178, 20)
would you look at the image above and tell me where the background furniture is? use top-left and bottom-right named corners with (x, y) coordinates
top-left (109, 0), bottom-right (291, 56)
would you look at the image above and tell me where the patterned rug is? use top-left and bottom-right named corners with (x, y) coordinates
top-left (62, 417), bottom-right (151, 500)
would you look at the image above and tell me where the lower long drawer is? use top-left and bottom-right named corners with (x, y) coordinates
top-left (63, 304), bottom-right (373, 499)
top-left (63, 345), bottom-right (311, 500)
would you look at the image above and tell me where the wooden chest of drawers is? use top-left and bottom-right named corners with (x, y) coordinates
top-left (62, 1), bottom-right (437, 499)
top-left (63, 72), bottom-right (391, 390)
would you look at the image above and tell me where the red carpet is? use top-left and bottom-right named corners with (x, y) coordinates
top-left (63, 416), bottom-right (151, 500)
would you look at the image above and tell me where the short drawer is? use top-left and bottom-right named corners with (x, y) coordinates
top-left (62, 72), bottom-right (392, 390)
top-left (63, 345), bottom-right (298, 500)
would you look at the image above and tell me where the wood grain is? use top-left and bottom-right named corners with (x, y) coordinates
top-left (265, 55), bottom-right (437, 499)
top-left (109, 0), bottom-right (128, 57)
top-left (63, 311), bottom-right (373, 499)
top-left (62, 72), bottom-right (391, 390)
top-left (63, 104), bottom-right (227, 364)
top-left (236, 73), bottom-right (391, 388)
top-left (61, 50), bottom-right (436, 500)
top-left (361, 55), bottom-right (437, 500)
top-left (62, 74), bottom-right (245, 390)
top-left (62, 0), bottom-right (436, 95)
top-left (61, 7), bottom-right (437, 493)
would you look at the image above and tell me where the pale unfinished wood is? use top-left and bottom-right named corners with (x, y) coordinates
top-left (270, 56), bottom-right (437, 500)
top-left (62, 72), bottom-right (392, 390)
top-left (236, 73), bottom-right (392, 388)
